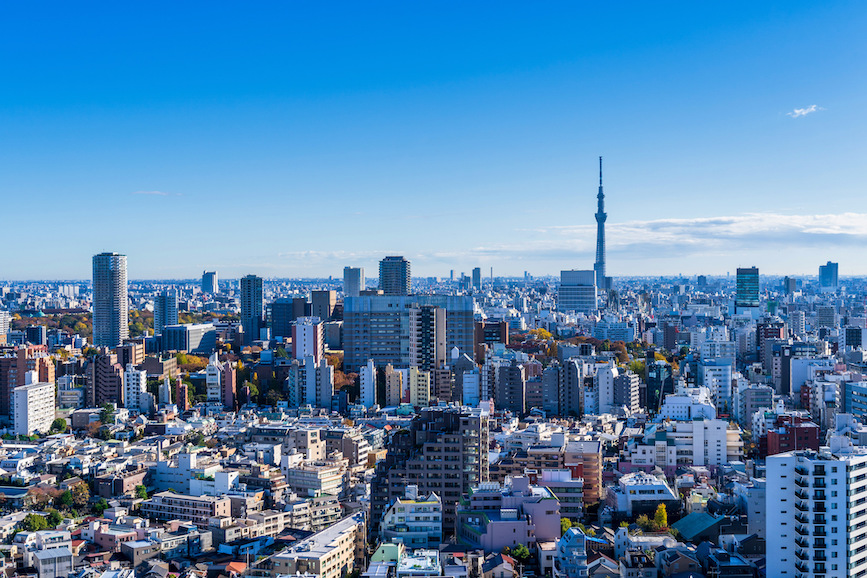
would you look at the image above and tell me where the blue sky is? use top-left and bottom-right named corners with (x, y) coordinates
top-left (1, 2), bottom-right (865, 280)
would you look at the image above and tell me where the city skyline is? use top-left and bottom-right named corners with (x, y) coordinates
top-left (1, 2), bottom-right (865, 279)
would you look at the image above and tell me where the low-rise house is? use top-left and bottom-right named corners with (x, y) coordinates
top-left (33, 547), bottom-right (73, 578)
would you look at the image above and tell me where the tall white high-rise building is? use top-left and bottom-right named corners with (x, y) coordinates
top-left (123, 366), bottom-right (150, 413)
top-left (13, 372), bottom-right (55, 436)
top-left (154, 289), bottom-right (179, 335)
top-left (767, 438), bottom-right (867, 578)
top-left (286, 357), bottom-right (335, 410)
top-left (595, 362), bottom-right (620, 415)
top-left (292, 317), bottom-right (324, 361)
top-left (158, 377), bottom-right (173, 406)
top-left (343, 267), bottom-right (364, 298)
top-left (206, 353), bottom-right (223, 403)
top-left (359, 359), bottom-right (376, 407)
top-left (92, 252), bottom-right (128, 347)
top-left (0, 310), bottom-right (9, 335)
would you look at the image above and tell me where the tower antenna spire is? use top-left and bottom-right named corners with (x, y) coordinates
top-left (594, 156), bottom-right (607, 291)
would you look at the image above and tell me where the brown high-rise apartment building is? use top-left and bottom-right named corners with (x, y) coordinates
top-left (86, 349), bottom-right (124, 408)
top-left (370, 406), bottom-right (489, 537)
top-left (310, 290), bottom-right (337, 321)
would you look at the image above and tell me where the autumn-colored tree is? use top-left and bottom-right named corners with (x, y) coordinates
top-left (654, 504), bottom-right (668, 529)
top-left (71, 483), bottom-right (90, 508)
top-left (86, 421), bottom-right (103, 439)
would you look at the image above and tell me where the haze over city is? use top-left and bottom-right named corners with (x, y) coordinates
top-left (2, 2), bottom-right (866, 279)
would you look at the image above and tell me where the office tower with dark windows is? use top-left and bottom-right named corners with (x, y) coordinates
top-left (343, 267), bottom-right (364, 298)
top-left (819, 261), bottom-right (839, 291)
top-left (471, 267), bottom-right (481, 290)
top-left (735, 267), bottom-right (760, 312)
top-left (558, 270), bottom-right (597, 314)
top-left (240, 275), bottom-right (264, 345)
top-left (201, 271), bottom-right (219, 294)
top-left (92, 252), bottom-right (129, 348)
top-left (343, 295), bottom-right (474, 371)
top-left (154, 289), bottom-right (178, 335)
top-left (379, 256), bottom-right (411, 296)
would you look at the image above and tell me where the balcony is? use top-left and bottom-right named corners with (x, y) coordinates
top-left (795, 466), bottom-right (809, 476)
top-left (795, 489), bottom-right (809, 500)
top-left (795, 513), bottom-right (809, 524)
top-left (815, 553), bottom-right (827, 562)
top-left (814, 480), bottom-right (827, 488)
top-left (814, 504), bottom-right (827, 513)
top-left (795, 478), bottom-right (809, 488)
top-left (814, 540), bottom-right (827, 549)
top-left (795, 549), bottom-right (809, 561)
top-left (815, 529), bottom-right (827, 537)
top-left (795, 536), bottom-right (808, 548)
top-left (795, 561), bottom-right (808, 573)
top-left (795, 502), bottom-right (809, 512)
top-left (795, 525), bottom-right (809, 536)
top-left (814, 492), bottom-right (827, 501)
top-left (814, 516), bottom-right (827, 525)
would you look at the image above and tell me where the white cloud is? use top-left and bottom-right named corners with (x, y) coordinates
top-left (787, 104), bottom-right (824, 118)
top-left (268, 212), bottom-right (867, 275)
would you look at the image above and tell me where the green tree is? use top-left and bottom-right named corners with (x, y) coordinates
top-left (560, 517), bottom-right (572, 536)
top-left (50, 418), bottom-right (67, 433)
top-left (654, 503), bottom-right (668, 529)
top-left (94, 498), bottom-right (109, 516)
top-left (274, 347), bottom-right (289, 359)
top-left (23, 513), bottom-right (48, 531)
top-left (100, 403), bottom-right (115, 424)
top-left (135, 485), bottom-right (148, 500)
top-left (59, 490), bottom-right (73, 508)
top-left (46, 509), bottom-right (63, 528)
top-left (511, 543), bottom-right (530, 563)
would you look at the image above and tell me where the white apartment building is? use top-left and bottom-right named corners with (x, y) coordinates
top-left (13, 376), bottom-right (55, 436)
top-left (359, 359), bottom-right (376, 407)
top-left (658, 387), bottom-right (717, 421)
top-left (123, 366), bottom-right (150, 413)
top-left (595, 362), bottom-right (619, 415)
top-left (700, 340), bottom-right (737, 361)
top-left (293, 317), bottom-right (324, 361)
top-left (380, 485), bottom-right (443, 549)
top-left (609, 472), bottom-right (680, 517)
top-left (251, 512), bottom-right (366, 578)
top-left (767, 437), bottom-right (867, 578)
top-left (621, 419), bottom-right (743, 472)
